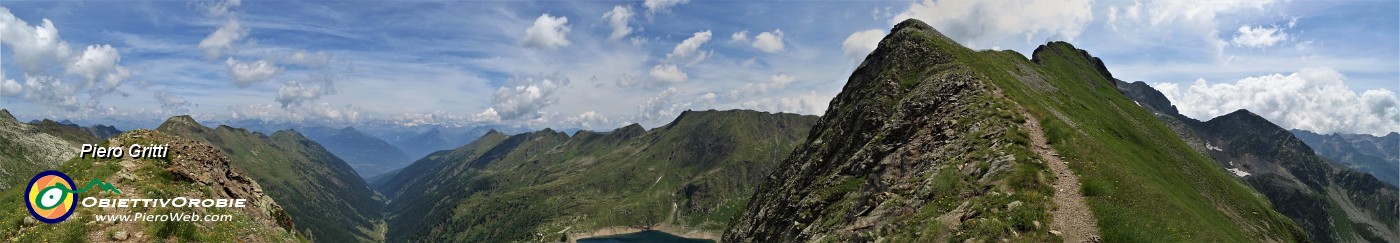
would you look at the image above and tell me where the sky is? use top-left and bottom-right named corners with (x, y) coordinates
top-left (0, 0), bottom-right (1395, 135)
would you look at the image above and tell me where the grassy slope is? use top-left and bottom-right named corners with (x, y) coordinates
top-left (0, 131), bottom-right (300, 242)
top-left (948, 41), bottom-right (1306, 241)
top-left (156, 117), bottom-right (383, 242)
top-left (380, 110), bottom-right (816, 242)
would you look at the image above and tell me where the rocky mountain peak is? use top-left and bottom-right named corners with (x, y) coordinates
top-left (0, 109), bottom-right (14, 123)
top-left (158, 115), bottom-right (205, 130)
top-left (1031, 41), bottom-right (1115, 86)
top-left (725, 21), bottom-right (1057, 241)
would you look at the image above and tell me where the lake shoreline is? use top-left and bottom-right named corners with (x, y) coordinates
top-left (568, 225), bottom-right (719, 243)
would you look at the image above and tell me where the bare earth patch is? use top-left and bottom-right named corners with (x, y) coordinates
top-left (1022, 112), bottom-right (1101, 242)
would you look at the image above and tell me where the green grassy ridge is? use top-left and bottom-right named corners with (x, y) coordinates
top-left (0, 130), bottom-right (301, 242)
top-left (155, 116), bottom-right (383, 242)
top-left (27, 119), bottom-right (102, 145)
top-left (726, 20), bottom-right (1055, 242)
top-left (947, 39), bottom-right (1307, 240)
top-left (727, 19), bottom-right (1303, 242)
top-left (379, 109), bottom-right (817, 242)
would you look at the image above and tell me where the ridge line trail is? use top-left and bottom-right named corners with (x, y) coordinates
top-left (1021, 111), bottom-right (1101, 242)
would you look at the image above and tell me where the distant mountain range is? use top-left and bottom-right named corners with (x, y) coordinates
top-left (298, 126), bottom-right (413, 179)
top-left (1291, 129), bottom-right (1399, 187)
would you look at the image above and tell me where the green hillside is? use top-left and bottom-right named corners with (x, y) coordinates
top-left (156, 116), bottom-right (384, 242)
top-left (726, 19), bottom-right (1305, 242)
top-left (377, 109), bottom-right (817, 242)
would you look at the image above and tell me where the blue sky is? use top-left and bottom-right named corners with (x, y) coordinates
top-left (0, 0), bottom-right (1395, 135)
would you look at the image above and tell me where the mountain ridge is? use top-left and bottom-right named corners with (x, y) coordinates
top-left (727, 19), bottom-right (1305, 242)
top-left (156, 115), bottom-right (385, 242)
top-left (379, 109), bottom-right (818, 242)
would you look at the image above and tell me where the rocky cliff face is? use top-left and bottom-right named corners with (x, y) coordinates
top-left (0, 109), bottom-right (83, 191)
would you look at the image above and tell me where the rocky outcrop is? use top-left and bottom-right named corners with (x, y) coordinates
top-left (107, 130), bottom-right (296, 233)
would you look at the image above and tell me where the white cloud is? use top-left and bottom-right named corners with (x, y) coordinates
top-left (10, 75), bottom-right (79, 110)
top-left (203, 0), bottom-right (242, 17)
top-left (602, 5), bottom-right (635, 40)
top-left (649, 64), bottom-right (688, 83)
top-left (667, 30), bottom-right (712, 65)
top-left (635, 87), bottom-right (690, 123)
top-left (276, 74), bottom-right (336, 107)
top-left (198, 0), bottom-right (247, 58)
top-left (842, 29), bottom-right (886, 60)
top-left (154, 90), bottom-right (195, 115)
top-left (565, 111), bottom-right (613, 129)
top-left (0, 8), bottom-right (74, 74)
top-left (0, 7), bottom-right (128, 109)
top-left (199, 19), bottom-right (247, 58)
top-left (1107, 0), bottom-right (1143, 29)
top-left (699, 92), bottom-right (717, 104)
top-left (1131, 0), bottom-right (1276, 60)
top-left (1231, 25), bottom-right (1287, 48)
top-left (751, 29), bottom-right (785, 53)
top-left (67, 44), bottom-right (120, 82)
top-left (228, 102), bottom-right (362, 125)
top-left (729, 73), bottom-right (796, 99)
top-left (471, 108), bottom-right (501, 123)
top-left (730, 31), bottom-right (748, 43)
top-left (892, 0), bottom-right (1094, 48)
top-left (739, 91), bottom-right (829, 115)
top-left (1145, 0), bottom-right (1272, 27)
top-left (485, 74), bottom-right (570, 121)
top-left (1153, 67), bottom-right (1399, 135)
top-left (522, 13), bottom-right (572, 50)
top-left (615, 74), bottom-right (642, 87)
top-left (225, 58), bottom-right (282, 87)
top-left (644, 0), bottom-right (689, 15)
top-left (284, 50), bottom-right (331, 67)
top-left (0, 72), bottom-right (19, 97)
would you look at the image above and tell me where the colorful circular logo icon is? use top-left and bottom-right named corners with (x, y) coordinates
top-left (26, 170), bottom-right (77, 224)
